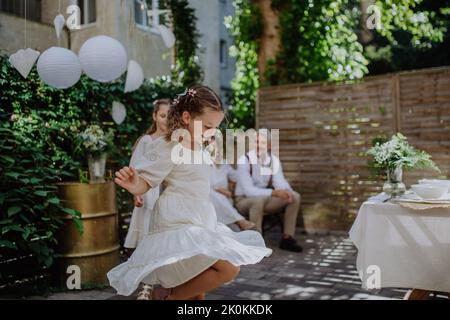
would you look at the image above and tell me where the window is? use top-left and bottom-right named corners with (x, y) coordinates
top-left (77, 0), bottom-right (96, 25)
top-left (220, 39), bottom-right (228, 68)
top-left (0, 0), bottom-right (41, 22)
top-left (135, 0), bottom-right (170, 31)
top-left (134, 0), bottom-right (149, 27)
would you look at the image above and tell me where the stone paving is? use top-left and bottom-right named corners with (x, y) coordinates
top-left (12, 226), bottom-right (419, 300)
top-left (205, 228), bottom-right (407, 300)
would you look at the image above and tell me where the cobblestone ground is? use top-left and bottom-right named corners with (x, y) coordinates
top-left (206, 228), bottom-right (407, 300)
top-left (15, 227), bottom-right (418, 300)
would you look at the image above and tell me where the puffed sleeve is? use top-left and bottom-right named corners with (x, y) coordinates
top-left (133, 139), bottom-right (176, 189)
top-left (129, 135), bottom-right (153, 167)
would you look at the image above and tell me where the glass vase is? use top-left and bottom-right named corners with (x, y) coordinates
top-left (88, 153), bottom-right (107, 184)
top-left (383, 166), bottom-right (406, 198)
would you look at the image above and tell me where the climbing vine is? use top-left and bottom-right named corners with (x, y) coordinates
top-left (268, 0), bottom-right (447, 85)
top-left (164, 0), bottom-right (203, 87)
top-left (225, 0), bottom-right (263, 130)
top-left (267, 0), bottom-right (368, 85)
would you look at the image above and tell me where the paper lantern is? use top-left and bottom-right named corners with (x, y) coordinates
top-left (156, 24), bottom-right (176, 49)
top-left (112, 101), bottom-right (126, 125)
top-left (124, 60), bottom-right (144, 93)
top-left (9, 48), bottom-right (40, 79)
top-left (37, 47), bottom-right (81, 89)
top-left (54, 14), bottom-right (65, 40)
top-left (78, 35), bottom-right (128, 82)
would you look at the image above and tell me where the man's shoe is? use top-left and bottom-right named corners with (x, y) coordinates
top-left (279, 236), bottom-right (303, 252)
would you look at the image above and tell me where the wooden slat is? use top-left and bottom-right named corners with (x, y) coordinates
top-left (257, 67), bottom-right (450, 231)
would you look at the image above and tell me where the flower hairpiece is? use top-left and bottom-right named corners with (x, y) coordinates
top-left (173, 88), bottom-right (197, 105)
top-left (187, 88), bottom-right (197, 97)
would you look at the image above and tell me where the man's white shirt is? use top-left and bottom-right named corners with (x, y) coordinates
top-left (234, 150), bottom-right (293, 197)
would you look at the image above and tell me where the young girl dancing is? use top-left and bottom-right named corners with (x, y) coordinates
top-left (107, 85), bottom-right (272, 300)
top-left (124, 99), bottom-right (170, 249)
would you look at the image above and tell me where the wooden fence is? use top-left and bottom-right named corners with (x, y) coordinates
top-left (257, 67), bottom-right (450, 231)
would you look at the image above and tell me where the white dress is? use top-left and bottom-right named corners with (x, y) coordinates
top-left (107, 139), bottom-right (272, 296)
top-left (210, 164), bottom-right (245, 225)
top-left (124, 135), bottom-right (161, 249)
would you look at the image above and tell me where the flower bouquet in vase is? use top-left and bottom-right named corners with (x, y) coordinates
top-left (367, 133), bottom-right (440, 198)
top-left (77, 125), bottom-right (115, 184)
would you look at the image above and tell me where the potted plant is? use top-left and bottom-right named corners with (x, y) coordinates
top-left (76, 125), bottom-right (115, 184)
top-left (367, 133), bottom-right (440, 197)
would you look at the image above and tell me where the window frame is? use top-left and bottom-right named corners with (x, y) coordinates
top-left (77, 0), bottom-right (96, 26)
top-left (135, 0), bottom-right (171, 35)
top-left (0, 0), bottom-right (42, 22)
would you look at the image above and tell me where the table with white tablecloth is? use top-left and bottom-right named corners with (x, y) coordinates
top-left (349, 198), bottom-right (450, 294)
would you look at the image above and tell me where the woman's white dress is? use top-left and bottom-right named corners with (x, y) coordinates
top-left (124, 135), bottom-right (161, 249)
top-left (107, 139), bottom-right (272, 296)
top-left (210, 164), bottom-right (245, 225)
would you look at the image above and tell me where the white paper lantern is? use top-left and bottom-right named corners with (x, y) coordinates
top-left (156, 24), bottom-right (176, 49)
top-left (78, 35), bottom-right (128, 82)
top-left (37, 47), bottom-right (81, 89)
top-left (124, 60), bottom-right (144, 93)
top-left (53, 14), bottom-right (65, 40)
top-left (9, 48), bottom-right (40, 79)
top-left (112, 101), bottom-right (127, 125)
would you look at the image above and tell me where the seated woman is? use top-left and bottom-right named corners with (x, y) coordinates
top-left (210, 163), bottom-right (256, 231)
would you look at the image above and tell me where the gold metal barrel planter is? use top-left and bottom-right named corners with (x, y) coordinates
top-left (53, 181), bottom-right (120, 288)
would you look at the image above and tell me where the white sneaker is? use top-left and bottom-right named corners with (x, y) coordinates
top-left (137, 284), bottom-right (153, 300)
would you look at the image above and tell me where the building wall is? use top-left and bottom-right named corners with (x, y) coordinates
top-left (112, 0), bottom-right (173, 79)
top-left (189, 0), bottom-right (221, 94)
top-left (0, 0), bottom-right (172, 79)
top-left (218, 0), bottom-right (235, 106)
top-left (0, 12), bottom-right (69, 53)
top-left (188, 0), bottom-right (236, 105)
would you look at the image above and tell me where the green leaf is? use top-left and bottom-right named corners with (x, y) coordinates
top-left (5, 172), bottom-right (20, 179)
top-left (47, 197), bottom-right (60, 204)
top-left (2, 225), bottom-right (24, 234)
top-left (0, 219), bottom-right (13, 225)
top-left (22, 228), bottom-right (31, 240)
top-left (0, 240), bottom-right (17, 249)
top-left (44, 256), bottom-right (53, 267)
top-left (62, 207), bottom-right (78, 216)
top-left (1, 156), bottom-right (15, 164)
top-left (7, 206), bottom-right (21, 217)
top-left (73, 218), bottom-right (84, 234)
top-left (34, 190), bottom-right (48, 197)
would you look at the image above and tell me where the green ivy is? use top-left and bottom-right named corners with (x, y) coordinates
top-left (225, 0), bottom-right (263, 130)
top-left (374, 0), bottom-right (446, 49)
top-left (269, 0), bottom-right (446, 85)
top-left (163, 0), bottom-right (203, 86)
top-left (0, 1), bottom-right (200, 289)
top-left (0, 53), bottom-right (184, 280)
top-left (268, 0), bottom-right (368, 84)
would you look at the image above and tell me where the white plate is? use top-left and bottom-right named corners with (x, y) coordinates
top-left (396, 192), bottom-right (450, 204)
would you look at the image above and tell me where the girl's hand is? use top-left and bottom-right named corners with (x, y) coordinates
top-left (134, 195), bottom-right (144, 207)
top-left (115, 166), bottom-right (140, 194)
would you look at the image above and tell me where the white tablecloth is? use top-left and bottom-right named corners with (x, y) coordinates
top-left (349, 197), bottom-right (450, 292)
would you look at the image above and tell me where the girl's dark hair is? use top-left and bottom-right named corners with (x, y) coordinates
top-left (132, 99), bottom-right (171, 151)
top-left (165, 85), bottom-right (224, 142)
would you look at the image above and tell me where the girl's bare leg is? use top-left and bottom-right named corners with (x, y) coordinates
top-left (188, 293), bottom-right (206, 300)
top-left (165, 260), bottom-right (239, 300)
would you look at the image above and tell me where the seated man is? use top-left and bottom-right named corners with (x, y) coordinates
top-left (234, 130), bottom-right (303, 252)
